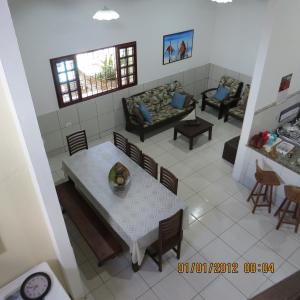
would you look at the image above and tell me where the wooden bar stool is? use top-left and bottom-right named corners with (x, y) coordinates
top-left (247, 160), bottom-right (280, 214)
top-left (274, 185), bottom-right (300, 233)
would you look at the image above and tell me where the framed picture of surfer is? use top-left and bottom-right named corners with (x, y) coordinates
top-left (163, 29), bottom-right (194, 65)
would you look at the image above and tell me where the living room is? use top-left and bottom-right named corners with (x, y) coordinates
top-left (1, 0), bottom-right (300, 300)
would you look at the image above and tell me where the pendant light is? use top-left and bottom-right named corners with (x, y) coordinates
top-left (93, 7), bottom-right (120, 21)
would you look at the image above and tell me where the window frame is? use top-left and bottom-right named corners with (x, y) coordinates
top-left (50, 41), bottom-right (137, 108)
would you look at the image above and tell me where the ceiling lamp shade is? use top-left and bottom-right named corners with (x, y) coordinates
top-left (93, 7), bottom-right (120, 21)
top-left (211, 0), bottom-right (232, 3)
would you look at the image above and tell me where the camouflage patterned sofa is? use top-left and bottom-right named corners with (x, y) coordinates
top-left (224, 84), bottom-right (250, 122)
top-left (122, 81), bottom-right (196, 141)
top-left (201, 76), bottom-right (243, 119)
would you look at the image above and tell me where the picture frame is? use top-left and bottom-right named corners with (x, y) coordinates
top-left (163, 30), bottom-right (194, 65)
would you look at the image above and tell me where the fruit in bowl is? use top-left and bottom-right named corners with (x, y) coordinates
top-left (108, 162), bottom-right (130, 191)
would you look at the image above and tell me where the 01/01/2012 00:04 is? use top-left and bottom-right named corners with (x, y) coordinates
top-left (177, 262), bottom-right (275, 274)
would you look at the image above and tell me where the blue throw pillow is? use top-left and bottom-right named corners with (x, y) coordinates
top-left (171, 93), bottom-right (186, 109)
top-left (213, 86), bottom-right (230, 101)
top-left (138, 103), bottom-right (152, 124)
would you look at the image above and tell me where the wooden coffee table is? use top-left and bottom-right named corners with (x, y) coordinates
top-left (173, 117), bottom-right (213, 150)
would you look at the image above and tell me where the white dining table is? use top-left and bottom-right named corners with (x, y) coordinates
top-left (62, 141), bottom-right (188, 266)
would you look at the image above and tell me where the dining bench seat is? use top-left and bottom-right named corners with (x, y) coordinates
top-left (56, 181), bottom-right (123, 265)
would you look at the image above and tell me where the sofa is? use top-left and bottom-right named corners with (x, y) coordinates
top-left (224, 84), bottom-right (250, 122)
top-left (122, 81), bottom-right (196, 141)
top-left (201, 76), bottom-right (243, 119)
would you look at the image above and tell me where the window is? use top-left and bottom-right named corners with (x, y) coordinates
top-left (50, 42), bottom-right (137, 108)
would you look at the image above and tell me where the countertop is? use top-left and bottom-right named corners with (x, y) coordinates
top-left (248, 144), bottom-right (300, 175)
top-left (0, 262), bottom-right (70, 300)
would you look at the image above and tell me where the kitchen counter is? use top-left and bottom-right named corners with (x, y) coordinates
top-left (0, 262), bottom-right (70, 300)
top-left (249, 144), bottom-right (300, 175)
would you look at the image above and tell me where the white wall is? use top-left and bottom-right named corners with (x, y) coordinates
top-left (0, 1), bottom-right (83, 298)
top-left (234, 0), bottom-right (300, 184)
top-left (0, 61), bottom-right (60, 287)
top-left (252, 0), bottom-right (300, 111)
top-left (210, 0), bottom-right (268, 77)
top-left (8, 0), bottom-right (216, 116)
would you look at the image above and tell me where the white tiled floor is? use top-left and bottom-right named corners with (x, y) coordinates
top-left (48, 108), bottom-right (300, 300)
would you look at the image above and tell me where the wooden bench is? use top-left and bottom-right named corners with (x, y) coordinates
top-left (56, 181), bottom-right (122, 265)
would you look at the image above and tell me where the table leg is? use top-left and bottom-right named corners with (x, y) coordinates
top-left (189, 138), bottom-right (193, 150)
top-left (208, 128), bottom-right (212, 140)
top-left (174, 129), bottom-right (178, 141)
top-left (132, 262), bottom-right (140, 272)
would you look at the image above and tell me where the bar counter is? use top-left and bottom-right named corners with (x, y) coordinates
top-left (249, 144), bottom-right (300, 175)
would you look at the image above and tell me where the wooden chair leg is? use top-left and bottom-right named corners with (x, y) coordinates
top-left (158, 254), bottom-right (162, 272)
top-left (274, 198), bottom-right (287, 216)
top-left (252, 184), bottom-right (263, 214)
top-left (295, 206), bottom-right (300, 233)
top-left (247, 182), bottom-right (258, 202)
top-left (176, 240), bottom-right (181, 259)
top-left (268, 185), bottom-right (272, 213)
top-left (201, 99), bottom-right (206, 111)
top-left (263, 185), bottom-right (268, 202)
top-left (218, 107), bottom-right (223, 119)
top-left (140, 131), bottom-right (144, 142)
top-left (293, 204), bottom-right (299, 219)
top-left (224, 113), bottom-right (229, 122)
top-left (276, 200), bottom-right (291, 230)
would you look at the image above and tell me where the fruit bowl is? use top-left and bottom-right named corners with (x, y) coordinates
top-left (108, 162), bottom-right (131, 191)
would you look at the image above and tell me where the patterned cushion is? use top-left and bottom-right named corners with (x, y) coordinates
top-left (205, 97), bottom-right (235, 107)
top-left (126, 81), bottom-right (183, 114)
top-left (238, 84), bottom-right (250, 109)
top-left (219, 76), bottom-right (241, 97)
top-left (228, 106), bottom-right (245, 119)
top-left (143, 104), bottom-right (189, 127)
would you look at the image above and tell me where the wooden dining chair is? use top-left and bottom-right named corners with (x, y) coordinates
top-left (146, 209), bottom-right (183, 272)
top-left (160, 167), bottom-right (178, 195)
top-left (127, 142), bottom-right (142, 166)
top-left (142, 154), bottom-right (158, 179)
top-left (113, 132), bottom-right (128, 153)
top-left (66, 130), bottom-right (88, 156)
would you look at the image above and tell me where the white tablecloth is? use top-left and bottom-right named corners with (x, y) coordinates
top-left (62, 142), bottom-right (188, 265)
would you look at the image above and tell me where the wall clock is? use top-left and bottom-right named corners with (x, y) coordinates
top-left (20, 272), bottom-right (51, 300)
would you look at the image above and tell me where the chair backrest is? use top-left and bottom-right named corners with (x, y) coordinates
top-left (113, 132), bottom-right (128, 153)
top-left (285, 185), bottom-right (300, 204)
top-left (219, 76), bottom-right (243, 98)
top-left (238, 84), bottom-right (250, 109)
top-left (142, 154), bottom-right (158, 179)
top-left (159, 209), bottom-right (183, 251)
top-left (66, 130), bottom-right (88, 156)
top-left (255, 160), bottom-right (280, 186)
top-left (127, 142), bottom-right (142, 165)
top-left (160, 167), bottom-right (178, 195)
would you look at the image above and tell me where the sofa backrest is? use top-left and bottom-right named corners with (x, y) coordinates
top-left (125, 81), bottom-right (183, 114)
top-left (219, 76), bottom-right (242, 97)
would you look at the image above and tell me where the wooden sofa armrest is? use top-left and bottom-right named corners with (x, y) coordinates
top-left (202, 88), bottom-right (217, 99)
top-left (128, 112), bottom-right (144, 127)
top-left (191, 97), bottom-right (199, 108)
top-left (224, 96), bottom-right (240, 109)
top-left (179, 91), bottom-right (198, 108)
top-left (122, 97), bottom-right (144, 130)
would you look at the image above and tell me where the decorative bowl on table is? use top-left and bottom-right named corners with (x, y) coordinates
top-left (108, 162), bottom-right (131, 191)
